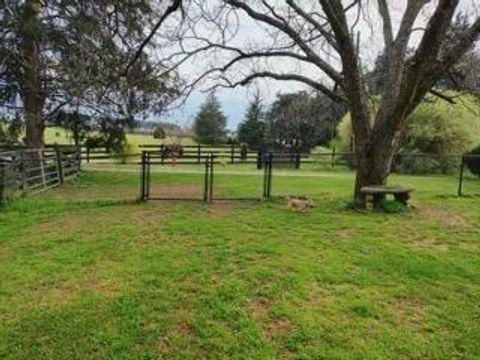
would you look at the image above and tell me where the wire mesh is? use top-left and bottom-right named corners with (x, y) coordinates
top-left (143, 154), bottom-right (209, 201)
top-left (210, 156), bottom-right (264, 200)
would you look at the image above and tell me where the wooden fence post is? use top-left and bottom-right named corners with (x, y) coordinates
top-left (230, 143), bottom-right (235, 163)
top-left (76, 146), bottom-right (82, 172)
top-left (295, 153), bottom-right (301, 169)
top-left (39, 150), bottom-right (46, 189)
top-left (55, 146), bottom-right (64, 184)
top-left (20, 151), bottom-right (27, 193)
top-left (197, 144), bottom-right (201, 163)
top-left (160, 144), bottom-right (165, 164)
top-left (257, 150), bottom-right (263, 170)
top-left (0, 162), bottom-right (6, 206)
top-left (331, 146), bottom-right (336, 168)
top-left (86, 145), bottom-right (90, 163)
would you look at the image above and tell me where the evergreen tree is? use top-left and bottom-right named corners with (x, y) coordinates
top-left (193, 93), bottom-right (227, 144)
top-left (237, 94), bottom-right (265, 148)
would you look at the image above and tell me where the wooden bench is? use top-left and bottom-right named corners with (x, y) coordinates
top-left (360, 185), bottom-right (414, 210)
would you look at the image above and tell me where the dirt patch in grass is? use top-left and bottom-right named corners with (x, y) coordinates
top-left (207, 200), bottom-right (236, 215)
top-left (262, 318), bottom-right (291, 338)
top-left (149, 184), bottom-right (204, 199)
top-left (338, 228), bottom-right (358, 238)
top-left (389, 296), bottom-right (426, 330)
top-left (419, 205), bottom-right (468, 229)
top-left (459, 242), bottom-right (479, 252)
top-left (52, 185), bottom-right (136, 200)
top-left (20, 204), bottom-right (167, 242)
top-left (171, 321), bottom-right (194, 336)
top-left (411, 236), bottom-right (449, 252)
top-left (39, 271), bottom-right (121, 308)
top-left (246, 298), bottom-right (271, 318)
top-left (300, 282), bottom-right (351, 308)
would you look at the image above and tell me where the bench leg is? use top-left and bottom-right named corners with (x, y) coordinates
top-left (365, 194), bottom-right (386, 210)
top-left (365, 194), bottom-right (374, 210)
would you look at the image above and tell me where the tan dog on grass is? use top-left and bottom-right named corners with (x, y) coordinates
top-left (287, 196), bottom-right (315, 212)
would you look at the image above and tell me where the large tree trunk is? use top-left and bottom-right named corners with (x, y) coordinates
top-left (353, 143), bottom-right (395, 199)
top-left (22, 0), bottom-right (45, 149)
top-left (24, 95), bottom-right (45, 149)
top-left (352, 113), bottom-right (403, 200)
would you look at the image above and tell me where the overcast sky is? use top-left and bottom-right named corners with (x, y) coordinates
top-left (158, 0), bottom-right (479, 131)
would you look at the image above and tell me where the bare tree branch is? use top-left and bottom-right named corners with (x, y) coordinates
top-left (213, 71), bottom-right (345, 104)
top-left (377, 0), bottom-right (393, 50)
top-left (225, 0), bottom-right (344, 86)
top-left (123, 0), bottom-right (183, 76)
top-left (285, 0), bottom-right (338, 50)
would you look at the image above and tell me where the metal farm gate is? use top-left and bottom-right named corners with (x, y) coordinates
top-left (139, 151), bottom-right (274, 202)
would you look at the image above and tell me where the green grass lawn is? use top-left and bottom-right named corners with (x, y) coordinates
top-left (1, 168), bottom-right (479, 359)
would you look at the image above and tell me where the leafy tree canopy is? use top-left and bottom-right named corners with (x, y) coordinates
top-left (0, 114), bottom-right (22, 146)
top-left (50, 110), bottom-right (91, 146)
top-left (266, 91), bottom-right (346, 151)
top-left (0, 0), bottom-right (180, 147)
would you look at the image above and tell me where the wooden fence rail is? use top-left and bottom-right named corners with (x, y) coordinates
top-left (0, 146), bottom-right (81, 206)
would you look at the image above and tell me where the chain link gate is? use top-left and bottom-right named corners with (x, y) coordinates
top-left (139, 151), bottom-right (273, 202)
top-left (140, 151), bottom-right (211, 201)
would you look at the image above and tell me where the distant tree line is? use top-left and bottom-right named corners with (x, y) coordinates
top-left (192, 91), bottom-right (346, 150)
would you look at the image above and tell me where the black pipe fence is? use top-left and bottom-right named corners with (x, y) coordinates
top-left (458, 154), bottom-right (480, 196)
top-left (139, 152), bottom-right (275, 202)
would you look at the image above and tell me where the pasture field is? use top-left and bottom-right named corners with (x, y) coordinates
top-left (0, 168), bottom-right (479, 359)
top-left (44, 126), bottom-right (196, 146)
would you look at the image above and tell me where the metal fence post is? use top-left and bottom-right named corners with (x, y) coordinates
top-left (203, 156), bottom-right (209, 202)
top-left (267, 153), bottom-right (273, 197)
top-left (209, 154), bottom-right (214, 202)
top-left (458, 156), bottom-right (465, 196)
top-left (263, 153), bottom-right (269, 197)
top-left (140, 151), bottom-right (147, 201)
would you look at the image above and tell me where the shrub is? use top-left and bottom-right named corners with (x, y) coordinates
top-left (336, 92), bottom-right (480, 174)
top-left (112, 142), bottom-right (136, 164)
top-left (0, 116), bottom-right (22, 146)
top-left (85, 136), bottom-right (105, 149)
top-left (153, 126), bottom-right (166, 139)
top-left (379, 200), bottom-right (408, 214)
